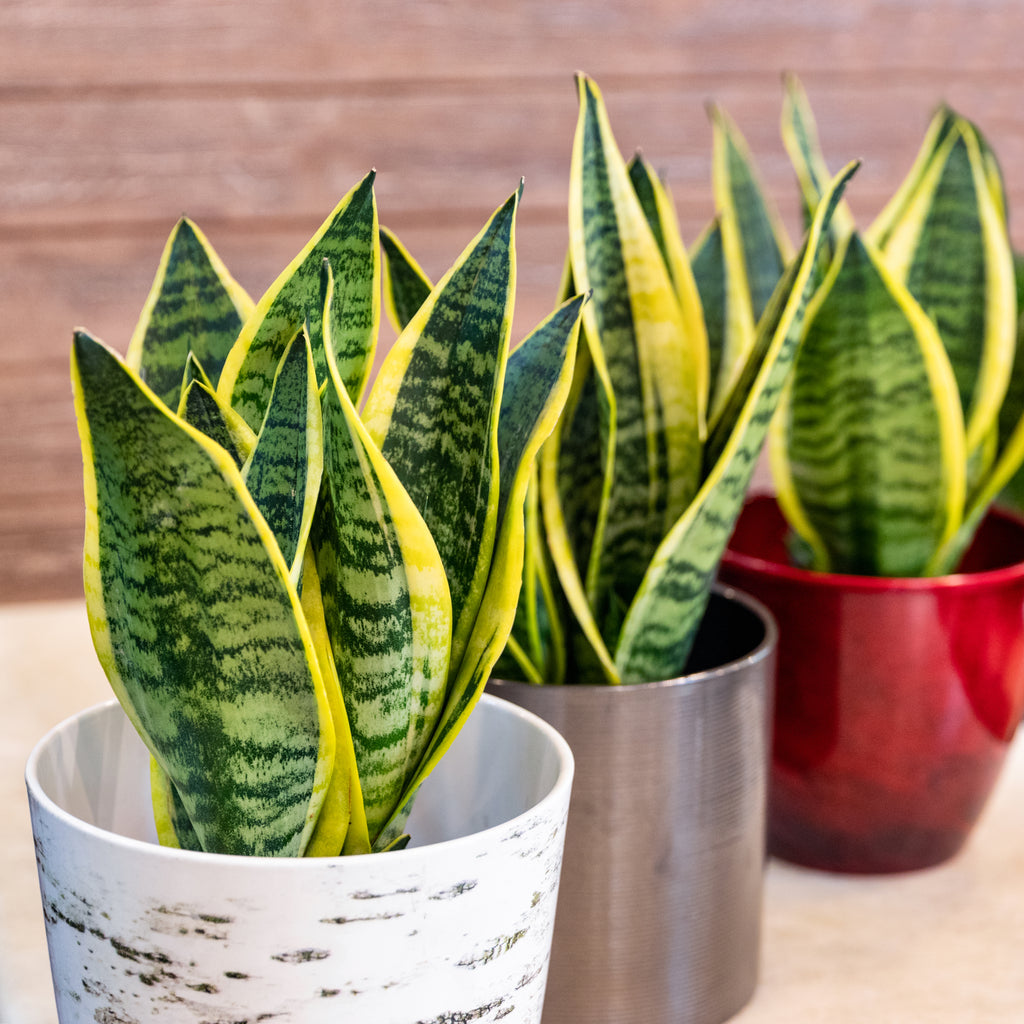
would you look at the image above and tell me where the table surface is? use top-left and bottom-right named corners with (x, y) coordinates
top-left (3, 599), bottom-right (1023, 1024)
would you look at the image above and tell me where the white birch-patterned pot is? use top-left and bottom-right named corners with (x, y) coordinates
top-left (26, 694), bottom-right (574, 1024)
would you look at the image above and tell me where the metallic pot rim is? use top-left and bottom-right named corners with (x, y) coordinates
top-left (492, 582), bottom-right (777, 694)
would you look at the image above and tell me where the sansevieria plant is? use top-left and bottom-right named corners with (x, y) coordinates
top-left (488, 73), bottom-right (856, 686)
top-left (769, 74), bottom-right (1023, 577)
top-left (72, 172), bottom-right (584, 857)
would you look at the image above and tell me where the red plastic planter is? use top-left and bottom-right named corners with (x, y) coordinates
top-left (719, 494), bottom-right (1024, 873)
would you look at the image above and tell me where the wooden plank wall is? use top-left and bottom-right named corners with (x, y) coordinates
top-left (4, 0), bottom-right (1024, 603)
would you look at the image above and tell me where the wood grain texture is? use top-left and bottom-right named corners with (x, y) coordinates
top-left (4, 0), bottom-right (1024, 602)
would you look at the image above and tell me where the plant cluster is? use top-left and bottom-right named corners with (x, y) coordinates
top-left (770, 75), bottom-right (1024, 577)
top-left (497, 74), bottom-right (853, 686)
top-left (74, 175), bottom-right (584, 856)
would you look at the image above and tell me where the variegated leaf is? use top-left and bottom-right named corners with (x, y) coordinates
top-left (770, 230), bottom-right (965, 577)
top-left (150, 759), bottom-right (202, 851)
top-left (313, 335), bottom-right (451, 847)
top-left (539, 331), bottom-right (621, 684)
top-left (241, 330), bottom-right (323, 585)
top-left (378, 292), bottom-right (584, 842)
top-left (996, 254), bottom-right (1024, 513)
top-left (614, 164), bottom-right (857, 681)
top-left (362, 187), bottom-right (518, 679)
top-left (219, 172), bottom-right (379, 429)
top-left (380, 226), bottom-right (434, 333)
top-left (72, 330), bottom-right (333, 857)
top-left (126, 217), bottom-right (254, 411)
top-left (938, 253), bottom-right (1024, 570)
top-left (690, 218), bottom-right (726, 409)
top-left (180, 351), bottom-right (214, 398)
top-left (178, 379), bottom-right (251, 469)
top-left (709, 104), bottom-right (792, 424)
top-left (495, 466), bottom-right (566, 685)
top-left (780, 72), bottom-right (857, 245)
top-left (299, 547), bottom-right (370, 857)
top-left (873, 114), bottom-right (1016, 460)
top-left (867, 107), bottom-right (958, 253)
top-left (628, 152), bottom-right (710, 386)
top-left (569, 73), bottom-right (704, 640)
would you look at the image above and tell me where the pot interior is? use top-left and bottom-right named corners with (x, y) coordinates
top-left (682, 588), bottom-right (773, 676)
top-left (28, 695), bottom-right (573, 854)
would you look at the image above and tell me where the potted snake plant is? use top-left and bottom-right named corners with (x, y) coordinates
top-left (720, 74), bottom-right (1024, 874)
top-left (482, 74), bottom-right (853, 1024)
top-left (26, 174), bottom-right (583, 1023)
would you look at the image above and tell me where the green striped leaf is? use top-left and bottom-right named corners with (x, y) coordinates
top-left (313, 336), bottom-right (451, 847)
top-left (933, 252), bottom-right (1024, 570)
top-left (996, 254), bottom-right (1024, 513)
top-left (771, 230), bottom-right (966, 577)
top-left (299, 547), bottom-right (369, 857)
top-left (780, 72), bottom-right (857, 245)
top-left (380, 226), bottom-right (434, 333)
top-left (178, 379), bottom-right (251, 469)
top-left (496, 467), bottom-right (566, 685)
top-left (569, 73), bottom-right (705, 640)
top-left (444, 294), bottom-right (583, 692)
top-left (72, 329), bottom-right (333, 857)
top-left (691, 218), bottom-right (726, 409)
top-left (614, 164), bottom-right (857, 682)
top-left (362, 187), bottom-right (519, 679)
top-left (379, 293), bottom-right (584, 840)
top-left (219, 172), bottom-right (379, 430)
top-left (180, 351), bottom-right (214, 397)
top-left (150, 759), bottom-right (202, 851)
top-left (126, 217), bottom-right (254, 411)
top-left (241, 330), bottom-right (323, 585)
top-left (628, 152), bottom-right (710, 386)
top-left (874, 114), bottom-right (1016, 460)
top-left (867, 107), bottom-right (958, 253)
top-left (709, 104), bottom-right (792, 425)
top-left (539, 332), bottom-right (621, 684)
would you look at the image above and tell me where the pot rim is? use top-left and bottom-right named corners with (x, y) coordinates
top-left (721, 495), bottom-right (1024, 593)
top-left (25, 693), bottom-right (574, 868)
top-left (492, 583), bottom-right (777, 692)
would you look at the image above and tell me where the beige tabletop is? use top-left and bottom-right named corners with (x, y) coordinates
top-left (2, 599), bottom-right (1023, 1023)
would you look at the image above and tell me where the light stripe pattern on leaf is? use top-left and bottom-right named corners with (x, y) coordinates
top-left (879, 120), bottom-right (1015, 459)
top-left (614, 164), bottom-right (857, 681)
top-left (773, 233), bottom-right (966, 577)
top-left (363, 189), bottom-right (518, 678)
top-left (126, 218), bottom-right (254, 411)
top-left (73, 330), bottom-right (332, 857)
top-left (242, 331), bottom-right (323, 584)
top-left (569, 74), bottom-right (704, 641)
top-left (380, 226), bottom-right (434, 333)
top-left (383, 293), bottom-right (585, 841)
top-left (314, 346), bottom-right (451, 847)
top-left (219, 172), bottom-right (378, 430)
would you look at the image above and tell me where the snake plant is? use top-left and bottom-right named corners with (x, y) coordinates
top-left (73, 173), bottom-right (584, 857)
top-left (486, 73), bottom-right (855, 686)
top-left (769, 75), bottom-right (1021, 577)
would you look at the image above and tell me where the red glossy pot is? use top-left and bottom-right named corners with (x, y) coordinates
top-left (719, 494), bottom-right (1024, 873)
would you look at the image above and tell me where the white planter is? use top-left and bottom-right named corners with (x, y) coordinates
top-left (26, 694), bottom-right (573, 1024)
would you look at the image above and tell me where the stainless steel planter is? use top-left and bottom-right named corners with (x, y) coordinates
top-left (488, 586), bottom-right (776, 1024)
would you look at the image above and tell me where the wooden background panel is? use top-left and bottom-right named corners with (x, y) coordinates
top-left (3, 0), bottom-right (1024, 603)
top-left (6, 0), bottom-right (1024, 86)
top-left (6, 77), bottom-right (1024, 236)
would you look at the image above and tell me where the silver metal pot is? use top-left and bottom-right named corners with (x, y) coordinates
top-left (488, 585), bottom-right (776, 1024)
